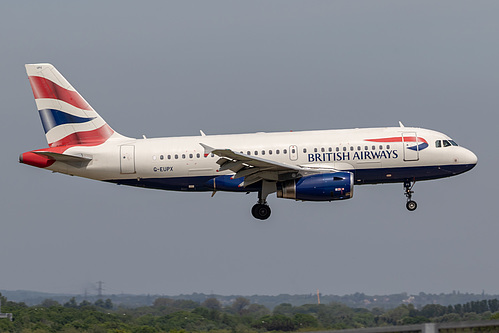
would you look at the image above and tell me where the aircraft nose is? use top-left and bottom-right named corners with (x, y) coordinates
top-left (459, 148), bottom-right (478, 166)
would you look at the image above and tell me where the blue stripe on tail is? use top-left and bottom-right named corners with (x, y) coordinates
top-left (39, 109), bottom-right (96, 133)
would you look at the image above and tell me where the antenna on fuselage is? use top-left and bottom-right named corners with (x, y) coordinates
top-left (398, 121), bottom-right (405, 128)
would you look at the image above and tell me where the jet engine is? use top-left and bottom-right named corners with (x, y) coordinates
top-left (277, 172), bottom-right (354, 201)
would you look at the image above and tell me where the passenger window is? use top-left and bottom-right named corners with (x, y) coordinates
top-left (328, 147), bottom-right (332, 152)
top-left (168, 155), bottom-right (171, 160)
top-left (443, 140), bottom-right (451, 147)
top-left (372, 145), bottom-right (375, 150)
top-left (357, 146), bottom-right (361, 151)
top-left (247, 151), bottom-right (251, 155)
top-left (364, 146), bottom-right (368, 150)
top-left (379, 145), bottom-right (383, 150)
top-left (283, 149), bottom-right (287, 154)
top-left (189, 154), bottom-right (193, 158)
top-left (292, 148), bottom-right (295, 154)
top-left (336, 147), bottom-right (339, 152)
top-left (350, 146), bottom-right (354, 151)
top-left (269, 150), bottom-right (273, 155)
top-left (435, 140), bottom-right (441, 148)
top-left (303, 148), bottom-right (307, 153)
top-left (175, 154), bottom-right (178, 159)
top-left (387, 145), bottom-right (390, 149)
top-left (321, 147), bottom-right (325, 152)
top-left (276, 150), bottom-right (280, 154)
top-left (160, 155), bottom-right (164, 160)
top-left (211, 153), bottom-right (214, 157)
top-left (314, 148), bottom-right (318, 153)
top-left (262, 150), bottom-right (265, 155)
top-left (182, 154), bottom-right (186, 159)
top-left (343, 147), bottom-right (347, 151)
top-left (196, 153), bottom-right (200, 158)
top-left (254, 151), bottom-right (258, 155)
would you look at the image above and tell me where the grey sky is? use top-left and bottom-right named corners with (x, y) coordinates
top-left (1, 1), bottom-right (497, 297)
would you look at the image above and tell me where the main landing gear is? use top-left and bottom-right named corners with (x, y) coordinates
top-left (251, 181), bottom-right (275, 220)
top-left (252, 202), bottom-right (271, 220)
top-left (404, 180), bottom-right (417, 211)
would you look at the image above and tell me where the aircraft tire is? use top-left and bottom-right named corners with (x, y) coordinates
top-left (252, 204), bottom-right (271, 220)
top-left (406, 200), bottom-right (417, 211)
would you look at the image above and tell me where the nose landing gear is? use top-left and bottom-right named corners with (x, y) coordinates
top-left (404, 180), bottom-right (417, 211)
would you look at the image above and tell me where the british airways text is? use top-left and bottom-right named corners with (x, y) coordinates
top-left (308, 150), bottom-right (398, 162)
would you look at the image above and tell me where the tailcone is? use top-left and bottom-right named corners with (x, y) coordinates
top-left (19, 150), bottom-right (55, 168)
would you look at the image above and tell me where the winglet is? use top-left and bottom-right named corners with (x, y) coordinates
top-left (199, 143), bottom-right (214, 157)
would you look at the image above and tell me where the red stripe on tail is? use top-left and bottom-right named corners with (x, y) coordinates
top-left (49, 124), bottom-right (114, 147)
top-left (28, 76), bottom-right (92, 111)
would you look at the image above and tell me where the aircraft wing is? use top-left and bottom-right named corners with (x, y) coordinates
top-left (200, 143), bottom-right (303, 187)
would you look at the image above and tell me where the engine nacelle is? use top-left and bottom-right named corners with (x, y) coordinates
top-left (277, 172), bottom-right (354, 201)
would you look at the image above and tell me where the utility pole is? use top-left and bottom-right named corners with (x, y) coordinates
top-left (97, 281), bottom-right (104, 297)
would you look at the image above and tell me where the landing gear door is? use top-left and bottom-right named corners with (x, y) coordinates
top-left (402, 132), bottom-right (419, 161)
top-left (120, 145), bottom-right (136, 174)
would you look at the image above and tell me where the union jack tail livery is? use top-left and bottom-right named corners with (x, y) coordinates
top-left (20, 64), bottom-right (477, 220)
top-left (25, 63), bottom-right (117, 147)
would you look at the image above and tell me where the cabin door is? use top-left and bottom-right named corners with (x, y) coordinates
top-left (402, 132), bottom-right (419, 161)
top-left (289, 145), bottom-right (298, 161)
top-left (120, 145), bottom-right (136, 174)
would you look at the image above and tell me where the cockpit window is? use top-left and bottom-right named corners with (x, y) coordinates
top-left (436, 139), bottom-right (458, 148)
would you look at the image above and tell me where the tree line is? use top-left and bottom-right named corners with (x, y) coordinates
top-left (1, 293), bottom-right (499, 332)
top-left (5, 290), bottom-right (499, 310)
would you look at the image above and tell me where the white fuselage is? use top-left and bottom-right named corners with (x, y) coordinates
top-left (46, 126), bottom-right (477, 192)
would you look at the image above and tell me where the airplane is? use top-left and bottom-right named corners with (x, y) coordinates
top-left (19, 63), bottom-right (477, 220)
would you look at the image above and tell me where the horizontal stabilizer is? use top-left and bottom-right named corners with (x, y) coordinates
top-left (33, 151), bottom-right (92, 163)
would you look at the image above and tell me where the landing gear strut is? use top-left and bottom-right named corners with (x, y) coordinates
top-left (251, 181), bottom-right (275, 220)
top-left (404, 180), bottom-right (417, 211)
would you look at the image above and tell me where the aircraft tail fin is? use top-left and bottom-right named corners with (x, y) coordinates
top-left (25, 63), bottom-right (122, 147)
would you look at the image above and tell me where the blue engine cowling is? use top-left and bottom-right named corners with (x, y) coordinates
top-left (277, 172), bottom-right (354, 201)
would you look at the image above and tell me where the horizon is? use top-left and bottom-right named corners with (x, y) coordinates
top-left (2, 288), bottom-right (495, 298)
